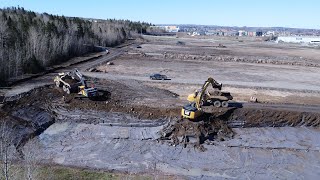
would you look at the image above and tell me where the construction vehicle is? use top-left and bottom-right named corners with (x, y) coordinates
top-left (181, 77), bottom-right (233, 120)
top-left (54, 69), bottom-right (98, 98)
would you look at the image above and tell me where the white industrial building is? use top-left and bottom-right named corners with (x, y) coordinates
top-left (276, 36), bottom-right (320, 44)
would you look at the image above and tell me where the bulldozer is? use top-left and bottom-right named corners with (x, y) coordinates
top-left (181, 77), bottom-right (233, 120)
top-left (54, 69), bottom-right (98, 98)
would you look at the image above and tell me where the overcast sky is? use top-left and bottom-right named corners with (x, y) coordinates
top-left (1, 0), bottom-right (319, 29)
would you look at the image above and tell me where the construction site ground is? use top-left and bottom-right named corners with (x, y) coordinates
top-left (1, 36), bottom-right (320, 179)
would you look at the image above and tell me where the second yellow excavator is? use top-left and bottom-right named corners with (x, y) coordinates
top-left (181, 77), bottom-right (233, 120)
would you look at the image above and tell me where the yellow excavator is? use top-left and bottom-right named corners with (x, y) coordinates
top-left (54, 69), bottom-right (98, 98)
top-left (181, 77), bottom-right (233, 120)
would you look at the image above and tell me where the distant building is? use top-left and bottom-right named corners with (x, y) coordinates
top-left (189, 32), bottom-right (200, 36)
top-left (276, 36), bottom-right (320, 44)
top-left (205, 31), bottom-right (215, 35)
top-left (152, 26), bottom-right (179, 33)
top-left (205, 30), bottom-right (225, 36)
top-left (256, 31), bottom-right (263, 36)
top-left (264, 31), bottom-right (275, 36)
top-left (165, 26), bottom-right (180, 32)
top-left (225, 31), bottom-right (238, 36)
top-left (248, 31), bottom-right (256, 37)
top-left (217, 31), bottom-right (225, 36)
top-left (238, 30), bottom-right (247, 36)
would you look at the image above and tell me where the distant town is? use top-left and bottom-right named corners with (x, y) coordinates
top-left (150, 25), bottom-right (320, 44)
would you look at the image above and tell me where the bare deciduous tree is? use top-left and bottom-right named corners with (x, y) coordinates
top-left (22, 139), bottom-right (40, 180)
top-left (0, 7), bottom-right (151, 83)
top-left (0, 120), bottom-right (15, 180)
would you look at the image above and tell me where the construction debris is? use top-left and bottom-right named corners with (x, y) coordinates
top-left (176, 41), bottom-right (186, 46)
top-left (218, 43), bottom-right (227, 48)
top-left (88, 68), bottom-right (102, 72)
top-left (250, 96), bottom-right (258, 102)
top-left (106, 61), bottom-right (114, 65)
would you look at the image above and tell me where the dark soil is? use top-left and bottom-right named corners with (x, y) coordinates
top-left (1, 78), bottom-right (320, 153)
top-left (159, 107), bottom-right (320, 150)
top-left (160, 116), bottom-right (234, 151)
top-left (228, 108), bottom-right (320, 127)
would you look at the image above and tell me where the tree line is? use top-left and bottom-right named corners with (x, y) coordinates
top-left (0, 7), bottom-right (151, 84)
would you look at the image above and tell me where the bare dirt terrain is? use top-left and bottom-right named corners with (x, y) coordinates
top-left (1, 36), bottom-right (320, 179)
top-left (96, 36), bottom-right (320, 105)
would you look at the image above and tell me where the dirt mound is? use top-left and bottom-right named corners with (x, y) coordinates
top-left (3, 79), bottom-right (180, 124)
top-left (3, 85), bottom-right (64, 109)
top-left (133, 51), bottom-right (320, 68)
top-left (159, 106), bottom-right (320, 150)
top-left (228, 108), bottom-right (320, 128)
top-left (160, 115), bottom-right (234, 151)
top-left (0, 105), bottom-right (54, 153)
top-left (55, 78), bottom-right (180, 123)
top-left (0, 86), bottom-right (61, 153)
top-left (92, 79), bottom-right (179, 103)
top-left (63, 97), bottom-right (179, 123)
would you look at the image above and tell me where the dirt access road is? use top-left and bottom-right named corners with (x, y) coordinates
top-left (96, 35), bottom-right (320, 105)
top-left (1, 36), bottom-right (320, 179)
top-left (1, 47), bottom-right (125, 97)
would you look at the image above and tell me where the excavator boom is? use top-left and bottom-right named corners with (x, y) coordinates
top-left (182, 77), bottom-right (232, 120)
top-left (196, 77), bottom-right (222, 109)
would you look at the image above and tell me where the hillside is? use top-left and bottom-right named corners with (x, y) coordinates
top-left (0, 7), bottom-right (151, 83)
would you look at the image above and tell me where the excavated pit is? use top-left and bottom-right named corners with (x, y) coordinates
top-left (1, 82), bottom-right (320, 153)
top-left (228, 108), bottom-right (320, 127)
top-left (159, 107), bottom-right (320, 149)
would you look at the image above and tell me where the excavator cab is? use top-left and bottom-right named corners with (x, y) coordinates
top-left (181, 103), bottom-right (202, 119)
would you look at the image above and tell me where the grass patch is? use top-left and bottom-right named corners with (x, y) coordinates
top-left (37, 165), bottom-right (153, 180)
top-left (0, 164), bottom-right (155, 180)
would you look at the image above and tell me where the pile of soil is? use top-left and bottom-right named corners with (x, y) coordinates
top-left (57, 78), bottom-right (180, 122)
top-left (127, 52), bottom-right (320, 68)
top-left (228, 108), bottom-right (320, 128)
top-left (63, 96), bottom-right (180, 122)
top-left (0, 86), bottom-right (58, 152)
top-left (158, 106), bottom-right (320, 150)
top-left (160, 116), bottom-right (234, 151)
